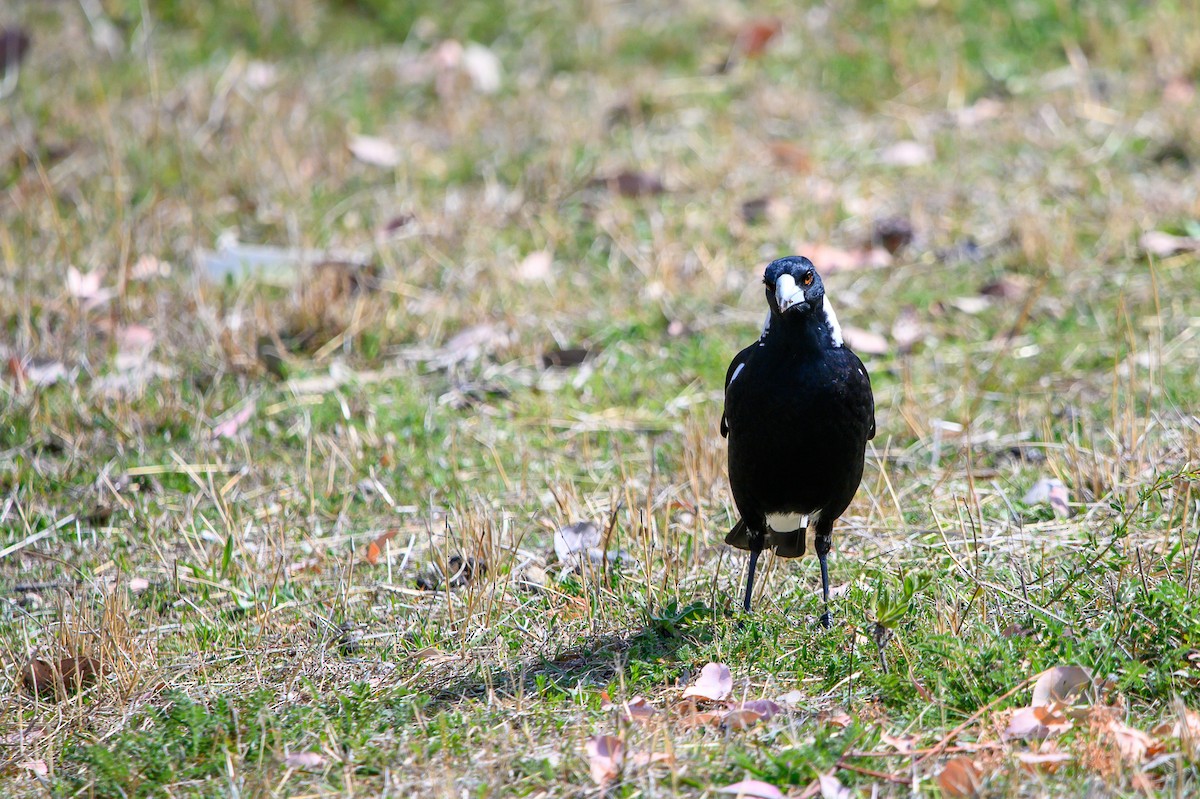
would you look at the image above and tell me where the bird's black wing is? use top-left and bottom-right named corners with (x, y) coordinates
top-left (848, 349), bottom-right (876, 440)
top-left (720, 343), bottom-right (757, 438)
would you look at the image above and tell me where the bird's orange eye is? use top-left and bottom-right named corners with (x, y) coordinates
top-left (802, 273), bottom-right (814, 287)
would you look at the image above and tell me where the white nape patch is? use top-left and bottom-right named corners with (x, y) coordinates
top-left (822, 296), bottom-right (844, 347)
top-left (775, 273), bottom-right (804, 311)
top-left (729, 363), bottom-right (746, 384)
top-left (766, 512), bottom-right (807, 532)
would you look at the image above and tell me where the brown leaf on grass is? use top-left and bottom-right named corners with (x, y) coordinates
top-left (734, 18), bottom-right (782, 58)
top-left (283, 751), bottom-right (326, 769)
top-left (212, 402), bottom-right (255, 439)
top-left (818, 773), bottom-right (852, 799)
top-left (364, 529), bottom-right (399, 565)
top-left (586, 734), bottom-right (623, 785)
top-left (348, 135), bottom-right (401, 168)
top-left (937, 756), bottom-right (983, 797)
top-left (1004, 705), bottom-right (1071, 741)
top-left (842, 327), bottom-right (889, 355)
top-left (818, 709), bottom-right (853, 728)
top-left (0, 28), bottom-right (32, 76)
top-left (601, 693), bottom-right (658, 723)
top-left (979, 274), bottom-right (1029, 300)
top-left (682, 662), bottom-right (733, 701)
top-left (1015, 750), bottom-right (1072, 773)
top-left (721, 708), bottom-right (769, 730)
top-left (716, 779), bottom-right (784, 799)
top-left (1031, 665), bottom-right (1093, 707)
top-left (874, 215), bottom-right (914, 255)
top-left (1140, 230), bottom-right (1200, 257)
top-left (600, 170), bottom-right (666, 198)
top-left (628, 751), bottom-right (673, 767)
top-left (1103, 719), bottom-right (1161, 763)
top-left (17, 759), bottom-right (48, 777)
top-left (21, 656), bottom-right (101, 699)
top-left (741, 196), bottom-right (789, 225)
top-left (128, 577), bottom-right (150, 593)
top-left (1131, 771), bottom-right (1161, 796)
top-left (541, 347), bottom-right (591, 369)
top-left (767, 141), bottom-right (811, 173)
top-left (881, 731), bottom-right (917, 753)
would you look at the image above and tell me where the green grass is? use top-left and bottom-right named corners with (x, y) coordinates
top-left (3, 0), bottom-right (1200, 796)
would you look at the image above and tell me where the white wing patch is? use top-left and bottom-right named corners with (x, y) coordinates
top-left (729, 363), bottom-right (745, 385)
top-left (822, 296), bottom-right (844, 347)
top-left (766, 512), bottom-right (806, 532)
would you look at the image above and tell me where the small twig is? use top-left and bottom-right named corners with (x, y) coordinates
top-left (835, 761), bottom-right (911, 785)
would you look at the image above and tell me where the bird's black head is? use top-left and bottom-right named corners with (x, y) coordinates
top-left (763, 256), bottom-right (824, 318)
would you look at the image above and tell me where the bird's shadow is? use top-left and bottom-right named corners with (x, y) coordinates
top-left (417, 622), bottom-right (699, 710)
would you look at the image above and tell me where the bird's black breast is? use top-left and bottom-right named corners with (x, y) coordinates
top-left (724, 340), bottom-right (874, 523)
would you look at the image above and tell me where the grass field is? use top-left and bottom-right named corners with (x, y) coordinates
top-left (3, 1), bottom-right (1200, 796)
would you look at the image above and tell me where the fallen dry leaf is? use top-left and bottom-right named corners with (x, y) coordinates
top-left (818, 772), bottom-right (852, 799)
top-left (517, 250), bottom-right (553, 282)
top-left (717, 779), bottom-right (784, 799)
top-left (891, 307), bottom-right (923, 353)
top-left (879, 140), bottom-right (933, 167)
top-left (775, 690), bottom-right (805, 706)
top-left (283, 751), bottom-right (326, 769)
top-left (128, 577), bottom-right (150, 593)
top-left (881, 731), bottom-right (917, 753)
top-left (596, 170), bottom-right (666, 198)
top-left (1015, 750), bottom-right (1072, 773)
top-left (364, 529), bottom-right (399, 565)
top-left (721, 708), bottom-right (768, 730)
top-left (734, 18), bottom-right (782, 59)
top-left (800, 242), bottom-right (892, 274)
top-left (682, 662), bottom-right (733, 702)
top-left (553, 520), bottom-right (630, 568)
top-left (586, 734), bottom-right (623, 785)
top-left (1105, 719), bottom-right (1160, 763)
top-left (66, 266), bottom-right (105, 301)
top-left (767, 141), bottom-right (811, 173)
top-left (461, 42), bottom-right (501, 93)
top-left (1031, 665), bottom-right (1093, 707)
top-left (0, 28), bottom-right (32, 77)
top-left (1140, 230), bottom-right (1200, 257)
top-left (348, 134), bottom-right (401, 168)
top-left (21, 656), bottom-right (102, 699)
top-left (842, 326), bottom-right (889, 355)
top-left (601, 693), bottom-right (658, 723)
top-left (17, 759), bottom-right (48, 777)
top-left (874, 215), bottom-right (914, 255)
top-left (628, 751), bottom-right (673, 768)
top-left (541, 347), bottom-right (592, 369)
top-left (212, 402), bottom-right (255, 439)
top-left (1004, 705), bottom-right (1072, 741)
top-left (818, 709), bottom-right (853, 728)
top-left (938, 756), bottom-right (982, 797)
top-left (1023, 478), bottom-right (1070, 518)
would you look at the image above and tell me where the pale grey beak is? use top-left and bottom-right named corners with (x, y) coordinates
top-left (775, 273), bottom-right (805, 313)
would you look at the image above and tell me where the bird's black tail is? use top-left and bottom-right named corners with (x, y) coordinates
top-left (725, 519), bottom-right (751, 550)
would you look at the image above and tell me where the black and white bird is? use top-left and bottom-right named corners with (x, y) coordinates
top-left (721, 256), bottom-right (875, 625)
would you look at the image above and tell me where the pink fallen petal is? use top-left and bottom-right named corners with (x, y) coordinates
top-left (682, 662), bottom-right (733, 701)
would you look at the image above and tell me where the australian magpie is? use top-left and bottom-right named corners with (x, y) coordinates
top-left (721, 256), bottom-right (875, 625)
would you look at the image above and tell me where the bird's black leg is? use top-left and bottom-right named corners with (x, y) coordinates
top-left (743, 547), bottom-right (761, 612)
top-left (815, 533), bottom-right (832, 628)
